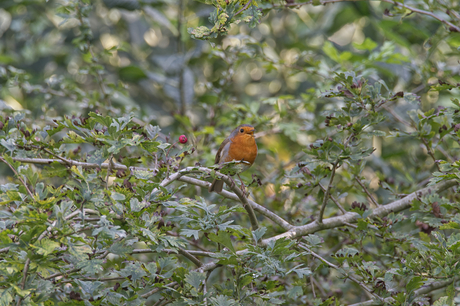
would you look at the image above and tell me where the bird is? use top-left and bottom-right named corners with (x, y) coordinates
top-left (208, 124), bottom-right (258, 193)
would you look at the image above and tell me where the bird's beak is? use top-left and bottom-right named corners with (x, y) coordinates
top-left (249, 129), bottom-right (255, 136)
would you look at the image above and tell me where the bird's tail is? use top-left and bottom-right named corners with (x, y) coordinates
top-left (209, 179), bottom-right (224, 193)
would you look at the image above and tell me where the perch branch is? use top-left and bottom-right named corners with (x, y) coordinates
top-left (178, 175), bottom-right (292, 230)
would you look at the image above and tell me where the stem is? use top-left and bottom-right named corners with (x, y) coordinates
top-left (236, 0), bottom-right (253, 15)
top-left (318, 161), bottom-right (339, 223)
top-left (318, 182), bottom-right (346, 214)
top-left (105, 154), bottom-right (114, 189)
top-left (0, 156), bottom-right (35, 201)
top-left (16, 258), bottom-right (31, 306)
top-left (355, 177), bottom-right (380, 207)
top-left (299, 243), bottom-right (381, 301)
top-left (421, 138), bottom-right (442, 172)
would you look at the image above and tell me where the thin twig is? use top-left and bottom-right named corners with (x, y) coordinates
top-left (155, 166), bottom-right (259, 230)
top-left (421, 138), bottom-right (442, 172)
top-left (177, 175), bottom-right (292, 230)
top-left (355, 177), bottom-right (380, 207)
top-left (318, 182), bottom-right (346, 214)
top-left (310, 276), bottom-right (327, 298)
top-left (383, 105), bottom-right (412, 128)
top-left (318, 161), bottom-right (339, 223)
top-left (0, 156), bottom-right (35, 201)
top-left (16, 258), bottom-right (31, 306)
top-left (106, 154), bottom-right (114, 189)
top-left (178, 247), bottom-right (203, 267)
top-left (236, 0), bottom-right (252, 15)
top-left (437, 142), bottom-right (455, 163)
top-left (298, 243), bottom-right (381, 301)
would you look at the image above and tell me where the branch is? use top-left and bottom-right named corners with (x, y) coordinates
top-left (318, 161), bottom-right (339, 223)
top-left (301, 164), bottom-right (346, 214)
top-left (11, 157), bottom-right (133, 171)
top-left (414, 276), bottom-right (459, 296)
top-left (355, 177), bottom-right (380, 207)
top-left (261, 179), bottom-right (458, 245)
top-left (12, 157), bottom-right (287, 229)
top-left (421, 138), bottom-right (442, 172)
top-left (16, 258), bottom-right (31, 306)
top-left (299, 243), bottom-right (381, 301)
top-left (156, 166), bottom-right (259, 230)
top-left (133, 248), bottom-right (216, 258)
top-left (177, 247), bottom-right (203, 267)
top-left (274, 0), bottom-right (460, 33)
top-left (177, 175), bottom-right (292, 230)
top-left (0, 156), bottom-right (35, 201)
top-left (236, 0), bottom-right (252, 15)
top-left (349, 276), bottom-right (460, 306)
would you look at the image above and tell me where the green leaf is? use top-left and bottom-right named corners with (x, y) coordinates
top-left (208, 231), bottom-right (235, 253)
top-left (406, 276), bottom-right (423, 293)
top-left (185, 271), bottom-right (206, 290)
top-left (209, 295), bottom-right (238, 306)
top-left (75, 279), bottom-right (104, 297)
top-left (31, 239), bottom-right (60, 256)
top-left (181, 229), bottom-right (200, 240)
top-left (0, 288), bottom-right (13, 306)
top-left (118, 65), bottom-right (147, 82)
top-left (252, 227), bottom-right (266, 244)
top-left (119, 262), bottom-right (147, 281)
top-left (43, 162), bottom-right (68, 178)
top-left (323, 41), bottom-right (340, 62)
top-left (111, 192), bottom-right (126, 201)
top-left (76, 259), bottom-right (104, 276)
top-left (287, 286), bottom-right (303, 299)
top-left (353, 37), bottom-right (378, 51)
top-left (304, 234), bottom-right (322, 246)
top-left (130, 198), bottom-right (146, 212)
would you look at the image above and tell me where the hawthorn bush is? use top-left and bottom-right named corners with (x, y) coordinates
top-left (1, 0), bottom-right (460, 305)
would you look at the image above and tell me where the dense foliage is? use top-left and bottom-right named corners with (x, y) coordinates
top-left (1, 0), bottom-right (460, 305)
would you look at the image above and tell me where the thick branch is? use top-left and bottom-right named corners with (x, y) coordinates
top-left (178, 176), bottom-right (293, 230)
top-left (261, 179), bottom-right (458, 245)
top-left (349, 276), bottom-right (460, 306)
top-left (156, 166), bottom-right (259, 230)
top-left (12, 157), bottom-right (288, 230)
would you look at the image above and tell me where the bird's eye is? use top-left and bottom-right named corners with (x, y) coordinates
top-left (240, 128), bottom-right (244, 133)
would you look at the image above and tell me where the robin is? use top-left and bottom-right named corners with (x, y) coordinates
top-left (208, 124), bottom-right (258, 193)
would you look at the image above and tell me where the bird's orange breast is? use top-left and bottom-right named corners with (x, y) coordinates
top-left (224, 134), bottom-right (258, 165)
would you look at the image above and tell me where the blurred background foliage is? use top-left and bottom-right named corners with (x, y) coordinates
top-left (1, 0), bottom-right (460, 305)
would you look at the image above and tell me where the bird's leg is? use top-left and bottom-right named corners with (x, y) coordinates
top-left (237, 173), bottom-right (248, 197)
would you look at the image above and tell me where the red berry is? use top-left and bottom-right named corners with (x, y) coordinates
top-left (179, 135), bottom-right (188, 144)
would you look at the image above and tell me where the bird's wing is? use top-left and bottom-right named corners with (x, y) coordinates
top-left (215, 138), bottom-right (231, 164)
